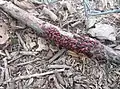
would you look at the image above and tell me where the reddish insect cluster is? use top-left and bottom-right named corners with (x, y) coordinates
top-left (42, 26), bottom-right (105, 58)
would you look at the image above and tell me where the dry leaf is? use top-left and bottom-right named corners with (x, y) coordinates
top-left (29, 42), bottom-right (36, 49)
top-left (66, 1), bottom-right (76, 14)
top-left (36, 37), bottom-right (48, 51)
top-left (86, 16), bottom-right (97, 28)
top-left (45, 50), bottom-right (53, 59)
top-left (24, 34), bottom-right (36, 49)
top-left (0, 23), bottom-right (9, 45)
top-left (88, 24), bottom-right (116, 41)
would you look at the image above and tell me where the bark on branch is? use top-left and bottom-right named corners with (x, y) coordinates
top-left (0, 0), bottom-right (120, 64)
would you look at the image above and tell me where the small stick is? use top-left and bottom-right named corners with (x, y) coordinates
top-left (4, 69), bottom-right (64, 84)
top-left (5, 49), bottom-right (11, 59)
top-left (71, 20), bottom-right (82, 27)
top-left (16, 58), bottom-right (41, 67)
top-left (49, 75), bottom-right (63, 89)
top-left (3, 57), bottom-right (10, 80)
top-left (54, 70), bottom-right (65, 86)
top-left (48, 64), bottom-right (71, 69)
top-left (16, 32), bottom-right (28, 51)
top-left (49, 49), bottom-right (66, 63)
top-left (8, 51), bottom-right (38, 64)
top-left (42, 7), bottom-right (58, 21)
top-left (8, 55), bottom-right (22, 64)
top-left (115, 71), bottom-right (120, 75)
top-left (19, 51), bottom-right (38, 55)
top-left (0, 67), bottom-right (5, 84)
top-left (0, 50), bottom-right (6, 56)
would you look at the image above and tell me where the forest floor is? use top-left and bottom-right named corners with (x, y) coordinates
top-left (0, 0), bottom-right (120, 89)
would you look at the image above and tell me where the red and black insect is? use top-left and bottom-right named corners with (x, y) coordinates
top-left (42, 25), bottom-right (105, 59)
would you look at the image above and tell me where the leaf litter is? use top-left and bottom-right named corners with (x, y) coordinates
top-left (0, 23), bottom-right (9, 45)
top-left (0, 0), bottom-right (120, 89)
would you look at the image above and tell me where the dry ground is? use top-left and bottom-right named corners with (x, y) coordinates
top-left (0, 0), bottom-right (120, 89)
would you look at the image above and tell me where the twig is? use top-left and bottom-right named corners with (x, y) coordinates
top-left (49, 75), bottom-right (63, 89)
top-left (114, 71), bottom-right (120, 75)
top-left (54, 70), bottom-right (65, 86)
top-left (4, 69), bottom-right (64, 84)
top-left (0, 67), bottom-right (5, 84)
top-left (0, 50), bottom-right (6, 56)
top-left (48, 64), bottom-right (71, 69)
top-left (8, 54), bottom-right (22, 64)
top-left (19, 51), bottom-right (38, 55)
top-left (8, 51), bottom-right (38, 64)
top-left (49, 49), bottom-right (66, 63)
top-left (71, 20), bottom-right (82, 27)
top-left (84, 0), bottom-right (120, 16)
top-left (42, 7), bottom-right (58, 21)
top-left (5, 49), bottom-right (11, 59)
top-left (16, 32), bottom-right (28, 51)
top-left (16, 58), bottom-right (41, 67)
top-left (3, 57), bottom-right (10, 80)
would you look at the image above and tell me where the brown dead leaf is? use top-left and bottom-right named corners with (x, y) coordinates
top-left (0, 23), bottom-right (9, 45)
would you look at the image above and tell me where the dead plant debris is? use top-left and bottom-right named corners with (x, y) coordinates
top-left (0, 0), bottom-right (120, 89)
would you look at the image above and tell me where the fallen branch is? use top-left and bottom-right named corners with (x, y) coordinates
top-left (0, 1), bottom-right (120, 64)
